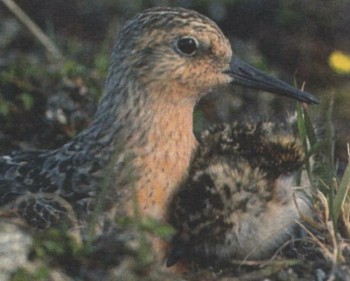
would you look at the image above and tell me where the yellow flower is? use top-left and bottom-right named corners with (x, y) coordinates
top-left (329, 50), bottom-right (350, 74)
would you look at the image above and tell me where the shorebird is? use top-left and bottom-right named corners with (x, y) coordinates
top-left (167, 121), bottom-right (311, 268)
top-left (0, 8), bottom-right (317, 245)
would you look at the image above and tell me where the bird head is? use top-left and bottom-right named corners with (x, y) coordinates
top-left (108, 7), bottom-right (318, 105)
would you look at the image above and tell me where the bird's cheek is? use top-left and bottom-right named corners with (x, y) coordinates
top-left (174, 66), bottom-right (199, 86)
top-left (219, 72), bottom-right (234, 85)
top-left (208, 72), bottom-right (232, 88)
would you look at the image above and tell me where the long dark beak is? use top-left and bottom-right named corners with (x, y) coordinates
top-left (225, 57), bottom-right (319, 104)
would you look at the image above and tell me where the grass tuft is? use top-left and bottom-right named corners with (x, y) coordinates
top-left (297, 96), bottom-right (350, 269)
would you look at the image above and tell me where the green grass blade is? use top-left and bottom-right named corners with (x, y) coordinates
top-left (333, 160), bottom-right (350, 222)
top-left (303, 105), bottom-right (318, 146)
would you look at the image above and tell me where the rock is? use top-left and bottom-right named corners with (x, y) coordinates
top-left (0, 218), bottom-right (32, 280)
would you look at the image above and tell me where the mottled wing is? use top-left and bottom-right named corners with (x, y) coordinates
top-left (0, 150), bottom-right (50, 205)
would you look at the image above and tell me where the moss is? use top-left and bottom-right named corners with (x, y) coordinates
top-left (11, 266), bottom-right (50, 281)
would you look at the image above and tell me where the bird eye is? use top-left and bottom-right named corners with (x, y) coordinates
top-left (175, 37), bottom-right (198, 56)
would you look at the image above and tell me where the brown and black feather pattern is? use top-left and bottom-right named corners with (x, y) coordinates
top-left (168, 121), bottom-right (307, 268)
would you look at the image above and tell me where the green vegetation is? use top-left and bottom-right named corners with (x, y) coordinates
top-left (11, 266), bottom-right (50, 281)
top-left (298, 98), bottom-right (350, 233)
top-left (297, 99), bottom-right (350, 274)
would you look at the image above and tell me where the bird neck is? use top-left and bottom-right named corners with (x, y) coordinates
top-left (67, 78), bottom-right (198, 221)
top-left (129, 91), bottom-right (198, 221)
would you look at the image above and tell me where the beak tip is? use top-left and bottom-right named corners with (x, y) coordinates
top-left (297, 91), bottom-right (319, 105)
top-left (227, 57), bottom-right (319, 105)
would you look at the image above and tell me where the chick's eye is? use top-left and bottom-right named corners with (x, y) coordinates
top-left (176, 37), bottom-right (198, 56)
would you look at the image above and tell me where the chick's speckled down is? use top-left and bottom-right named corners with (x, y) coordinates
top-left (168, 121), bottom-right (310, 268)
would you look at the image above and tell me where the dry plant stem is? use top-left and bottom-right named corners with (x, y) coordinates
top-left (296, 220), bottom-right (335, 261)
top-left (2, 0), bottom-right (63, 60)
top-left (220, 260), bottom-right (299, 281)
